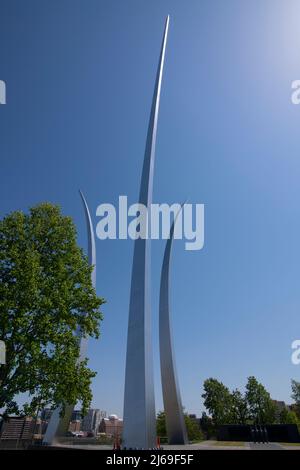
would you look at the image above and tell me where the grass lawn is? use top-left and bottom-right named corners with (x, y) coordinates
top-left (280, 442), bottom-right (300, 446)
top-left (213, 441), bottom-right (245, 447)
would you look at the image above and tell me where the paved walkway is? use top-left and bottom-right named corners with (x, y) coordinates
top-left (249, 443), bottom-right (285, 450)
top-left (52, 441), bottom-right (300, 451)
top-left (163, 442), bottom-right (249, 450)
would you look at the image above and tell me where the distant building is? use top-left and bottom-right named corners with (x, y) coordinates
top-left (39, 408), bottom-right (107, 437)
top-left (68, 409), bottom-right (83, 434)
top-left (33, 418), bottom-right (47, 438)
top-left (99, 414), bottom-right (123, 437)
top-left (68, 420), bottom-right (81, 433)
top-left (81, 409), bottom-right (107, 434)
top-left (71, 409), bottom-right (82, 422)
top-left (272, 400), bottom-right (286, 410)
top-left (272, 400), bottom-right (287, 421)
top-left (40, 408), bottom-right (52, 422)
top-left (0, 416), bottom-right (35, 441)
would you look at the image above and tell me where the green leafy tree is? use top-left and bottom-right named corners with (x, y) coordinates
top-left (199, 412), bottom-right (215, 439)
top-left (0, 203), bottom-right (104, 418)
top-left (184, 415), bottom-right (204, 442)
top-left (156, 411), bottom-right (203, 442)
top-left (291, 380), bottom-right (300, 419)
top-left (279, 407), bottom-right (299, 425)
top-left (202, 378), bottom-right (233, 425)
top-left (245, 376), bottom-right (276, 425)
top-left (156, 411), bottom-right (167, 438)
top-left (231, 389), bottom-right (249, 424)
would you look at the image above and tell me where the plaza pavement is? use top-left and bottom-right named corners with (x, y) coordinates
top-left (53, 440), bottom-right (300, 450)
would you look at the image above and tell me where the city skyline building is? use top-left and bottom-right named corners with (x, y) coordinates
top-left (81, 408), bottom-right (107, 433)
top-left (99, 414), bottom-right (123, 438)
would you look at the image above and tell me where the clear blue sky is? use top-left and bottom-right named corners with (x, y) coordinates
top-left (1, 0), bottom-right (300, 417)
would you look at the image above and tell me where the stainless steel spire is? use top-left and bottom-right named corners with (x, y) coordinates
top-left (122, 16), bottom-right (170, 449)
top-left (43, 191), bottom-right (96, 445)
top-left (159, 207), bottom-right (188, 444)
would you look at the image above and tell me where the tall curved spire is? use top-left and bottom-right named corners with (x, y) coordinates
top-left (159, 206), bottom-right (188, 444)
top-left (43, 191), bottom-right (96, 445)
top-left (79, 190), bottom-right (96, 289)
top-left (78, 190), bottom-right (97, 360)
top-left (123, 16), bottom-right (170, 449)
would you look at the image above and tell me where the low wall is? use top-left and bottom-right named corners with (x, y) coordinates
top-left (218, 424), bottom-right (300, 443)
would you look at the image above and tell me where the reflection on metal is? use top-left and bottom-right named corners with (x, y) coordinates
top-left (0, 340), bottom-right (6, 365)
top-left (122, 16), bottom-right (170, 449)
top-left (159, 206), bottom-right (188, 445)
top-left (77, 190), bottom-right (97, 360)
top-left (79, 190), bottom-right (97, 290)
top-left (43, 191), bottom-right (96, 445)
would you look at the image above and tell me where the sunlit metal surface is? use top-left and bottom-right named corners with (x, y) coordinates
top-left (122, 16), bottom-right (170, 449)
top-left (159, 207), bottom-right (188, 444)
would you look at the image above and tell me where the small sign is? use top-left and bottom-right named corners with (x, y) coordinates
top-left (0, 340), bottom-right (6, 364)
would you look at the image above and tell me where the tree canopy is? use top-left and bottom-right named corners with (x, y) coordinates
top-left (245, 376), bottom-right (276, 425)
top-left (201, 378), bottom-right (233, 425)
top-left (156, 411), bottom-right (203, 442)
top-left (291, 380), bottom-right (300, 409)
top-left (290, 379), bottom-right (300, 421)
top-left (0, 203), bottom-right (104, 418)
top-left (202, 376), bottom-right (278, 426)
